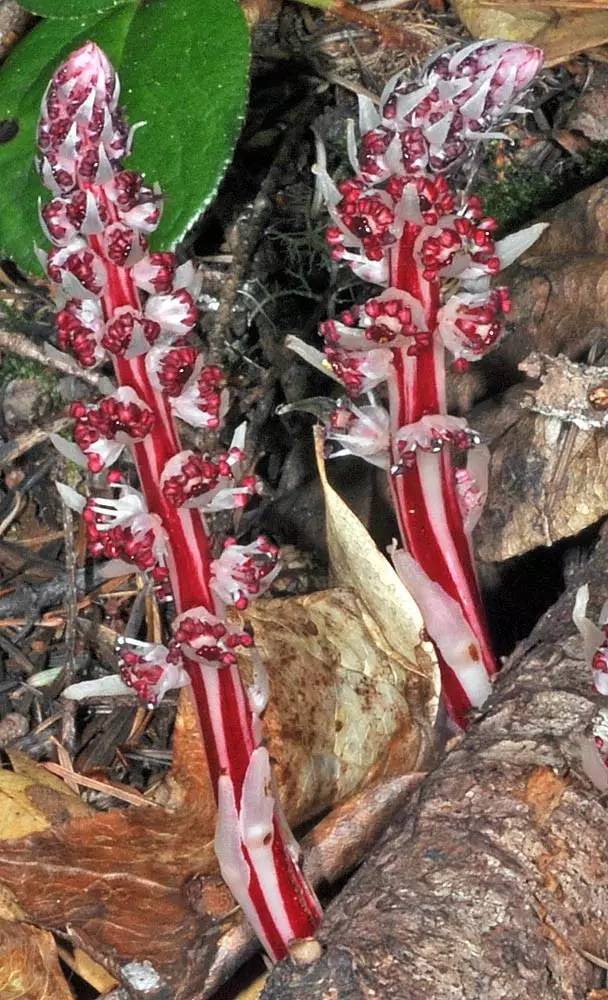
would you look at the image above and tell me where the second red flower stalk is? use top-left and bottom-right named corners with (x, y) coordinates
top-left (291, 40), bottom-right (547, 727)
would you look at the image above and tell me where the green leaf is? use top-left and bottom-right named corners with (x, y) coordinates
top-left (21, 0), bottom-right (133, 19)
top-left (121, 0), bottom-right (250, 254)
top-left (0, 0), bottom-right (250, 274)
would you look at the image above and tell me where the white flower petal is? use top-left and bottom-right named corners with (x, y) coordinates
top-left (56, 481), bottom-right (86, 513)
top-left (495, 222), bottom-right (548, 270)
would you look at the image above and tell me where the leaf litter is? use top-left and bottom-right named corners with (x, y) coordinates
top-left (2, 1), bottom-right (608, 997)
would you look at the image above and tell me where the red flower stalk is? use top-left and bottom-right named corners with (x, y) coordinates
top-left (573, 587), bottom-right (608, 789)
top-left (291, 40), bottom-right (546, 728)
top-left (39, 42), bottom-right (321, 960)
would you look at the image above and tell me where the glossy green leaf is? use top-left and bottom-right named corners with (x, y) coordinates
top-left (0, 0), bottom-right (250, 273)
top-left (21, 0), bottom-right (133, 18)
top-left (121, 0), bottom-right (250, 255)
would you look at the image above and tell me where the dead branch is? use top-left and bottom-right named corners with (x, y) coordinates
top-left (261, 526), bottom-right (608, 999)
top-left (0, 329), bottom-right (104, 389)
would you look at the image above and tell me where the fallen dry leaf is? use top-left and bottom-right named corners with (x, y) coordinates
top-left (0, 750), bottom-right (116, 1000)
top-left (0, 752), bottom-right (117, 995)
top-left (0, 722), bottom-right (221, 999)
top-left (315, 427), bottom-right (439, 728)
top-left (240, 589), bottom-right (433, 824)
top-left (0, 918), bottom-right (74, 1000)
top-left (0, 750), bottom-right (91, 840)
top-left (0, 774), bottom-right (221, 997)
top-left (453, 0), bottom-right (551, 42)
top-left (453, 0), bottom-right (608, 64)
top-left (318, 432), bottom-right (417, 636)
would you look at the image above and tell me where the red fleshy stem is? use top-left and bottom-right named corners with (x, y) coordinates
top-left (38, 42), bottom-right (321, 960)
top-left (309, 39), bottom-right (545, 727)
top-left (387, 231), bottom-right (498, 716)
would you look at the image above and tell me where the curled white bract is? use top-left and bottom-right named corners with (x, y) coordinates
top-left (326, 403), bottom-right (390, 469)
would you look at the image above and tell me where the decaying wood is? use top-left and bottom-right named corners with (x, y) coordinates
top-left (261, 527), bottom-right (608, 1000)
top-left (473, 379), bottom-right (608, 562)
top-left (520, 351), bottom-right (608, 430)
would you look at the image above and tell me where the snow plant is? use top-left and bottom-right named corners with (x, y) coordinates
top-left (290, 40), bottom-right (546, 728)
top-left (38, 43), bottom-right (321, 960)
top-left (572, 586), bottom-right (608, 790)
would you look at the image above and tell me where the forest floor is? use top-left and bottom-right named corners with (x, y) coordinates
top-left (1, 1), bottom-right (608, 997)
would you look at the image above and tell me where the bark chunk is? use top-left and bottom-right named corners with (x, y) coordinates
top-left (262, 530), bottom-right (608, 999)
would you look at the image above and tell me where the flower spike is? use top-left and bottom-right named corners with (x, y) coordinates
top-left (298, 40), bottom-right (545, 728)
top-left (359, 40), bottom-right (543, 180)
top-left (39, 41), bottom-right (321, 963)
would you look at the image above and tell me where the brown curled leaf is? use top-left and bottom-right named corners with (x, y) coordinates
top-left (238, 589), bottom-right (435, 825)
top-left (0, 918), bottom-right (74, 1000)
top-left (0, 744), bottom-right (220, 998)
top-left (452, 0), bottom-right (608, 65)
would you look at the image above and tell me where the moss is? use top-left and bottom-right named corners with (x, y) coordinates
top-left (475, 140), bottom-right (608, 232)
top-left (476, 168), bottom-right (555, 231)
top-left (0, 350), bottom-right (62, 408)
top-left (0, 298), bottom-right (61, 403)
top-left (0, 351), bottom-right (49, 385)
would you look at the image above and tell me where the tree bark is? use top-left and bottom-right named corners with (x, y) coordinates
top-left (262, 527), bottom-right (608, 999)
